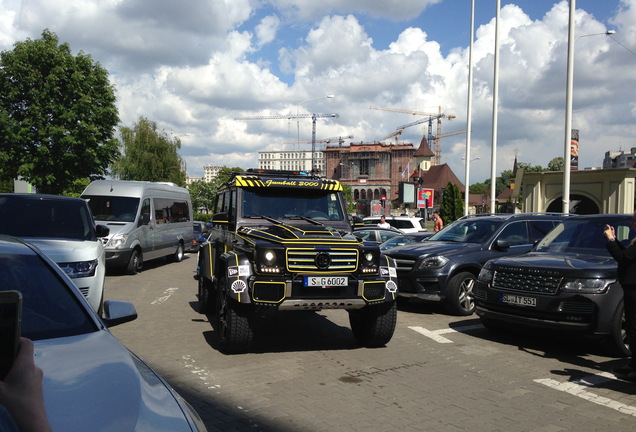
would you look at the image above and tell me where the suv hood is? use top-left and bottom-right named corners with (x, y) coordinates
top-left (386, 241), bottom-right (480, 257)
top-left (239, 223), bottom-right (357, 244)
top-left (490, 251), bottom-right (617, 276)
top-left (24, 238), bottom-right (103, 262)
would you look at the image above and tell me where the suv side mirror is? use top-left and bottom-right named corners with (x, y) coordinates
top-left (350, 215), bottom-right (364, 228)
top-left (493, 239), bottom-right (510, 250)
top-left (212, 212), bottom-right (229, 224)
top-left (95, 224), bottom-right (110, 238)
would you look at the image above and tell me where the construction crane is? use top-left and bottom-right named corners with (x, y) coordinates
top-left (382, 129), bottom-right (404, 143)
top-left (430, 130), bottom-right (468, 165)
top-left (235, 113), bottom-right (340, 172)
top-left (370, 106), bottom-right (456, 165)
top-left (283, 135), bottom-right (353, 147)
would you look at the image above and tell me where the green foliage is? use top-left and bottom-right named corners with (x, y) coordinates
top-left (439, 182), bottom-right (464, 224)
top-left (62, 178), bottom-right (91, 197)
top-left (341, 183), bottom-right (356, 215)
top-left (547, 157), bottom-right (564, 171)
top-left (111, 116), bottom-right (187, 186)
top-left (188, 179), bottom-right (216, 213)
top-left (0, 29), bottom-right (120, 195)
top-left (194, 213), bottom-right (212, 222)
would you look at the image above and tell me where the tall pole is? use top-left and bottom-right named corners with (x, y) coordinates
top-left (490, 0), bottom-right (501, 213)
top-left (562, 0), bottom-right (576, 214)
top-left (464, 0), bottom-right (475, 216)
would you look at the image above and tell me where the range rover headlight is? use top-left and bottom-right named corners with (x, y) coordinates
top-left (478, 266), bottom-right (494, 283)
top-left (417, 255), bottom-right (449, 270)
top-left (562, 278), bottom-right (613, 294)
top-left (58, 259), bottom-right (98, 278)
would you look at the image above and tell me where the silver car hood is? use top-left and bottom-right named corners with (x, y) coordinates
top-left (36, 331), bottom-right (195, 432)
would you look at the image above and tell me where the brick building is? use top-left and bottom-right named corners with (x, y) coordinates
top-left (324, 141), bottom-right (415, 216)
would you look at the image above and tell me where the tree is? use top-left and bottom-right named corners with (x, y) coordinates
top-left (111, 116), bottom-right (187, 186)
top-left (0, 29), bottom-right (120, 194)
top-left (188, 179), bottom-right (216, 214)
top-left (341, 183), bottom-right (356, 215)
top-left (547, 157), bottom-right (564, 171)
top-left (439, 182), bottom-right (464, 224)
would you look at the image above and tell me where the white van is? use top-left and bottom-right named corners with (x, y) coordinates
top-left (81, 180), bottom-right (194, 274)
top-left (0, 194), bottom-right (109, 313)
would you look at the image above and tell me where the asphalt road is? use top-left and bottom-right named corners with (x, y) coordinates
top-left (106, 254), bottom-right (636, 432)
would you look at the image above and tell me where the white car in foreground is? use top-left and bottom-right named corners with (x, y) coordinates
top-left (0, 235), bottom-right (207, 431)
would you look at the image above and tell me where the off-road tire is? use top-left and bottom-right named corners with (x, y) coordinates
top-left (445, 272), bottom-right (476, 316)
top-left (214, 277), bottom-right (254, 354)
top-left (125, 249), bottom-right (143, 275)
top-left (349, 301), bottom-right (397, 347)
top-left (198, 276), bottom-right (214, 315)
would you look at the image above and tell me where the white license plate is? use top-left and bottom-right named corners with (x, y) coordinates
top-left (500, 294), bottom-right (536, 307)
top-left (304, 276), bottom-right (348, 287)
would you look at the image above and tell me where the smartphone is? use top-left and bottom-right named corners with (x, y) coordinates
top-left (0, 290), bottom-right (22, 381)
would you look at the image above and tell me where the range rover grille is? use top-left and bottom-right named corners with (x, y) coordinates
top-left (286, 248), bottom-right (358, 272)
top-left (492, 269), bottom-right (562, 294)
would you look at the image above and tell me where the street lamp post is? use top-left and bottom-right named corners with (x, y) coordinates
top-left (562, 0), bottom-right (615, 213)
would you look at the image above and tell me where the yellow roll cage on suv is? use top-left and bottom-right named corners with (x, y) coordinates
top-left (195, 169), bottom-right (398, 353)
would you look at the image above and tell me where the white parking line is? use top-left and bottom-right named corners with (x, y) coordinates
top-left (151, 287), bottom-right (179, 305)
top-left (534, 372), bottom-right (636, 417)
top-left (408, 324), bottom-right (484, 343)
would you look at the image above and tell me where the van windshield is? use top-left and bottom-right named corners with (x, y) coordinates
top-left (84, 196), bottom-right (140, 222)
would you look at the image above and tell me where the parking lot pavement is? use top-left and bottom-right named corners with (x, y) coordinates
top-left (106, 256), bottom-right (636, 431)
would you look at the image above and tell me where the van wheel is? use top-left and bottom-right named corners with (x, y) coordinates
top-left (214, 277), bottom-right (253, 354)
top-left (171, 242), bottom-right (184, 263)
top-left (445, 272), bottom-right (476, 316)
top-left (126, 249), bottom-right (143, 275)
top-left (603, 302), bottom-right (630, 357)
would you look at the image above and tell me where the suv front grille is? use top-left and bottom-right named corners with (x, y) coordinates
top-left (286, 248), bottom-right (358, 272)
top-left (493, 269), bottom-right (562, 294)
top-left (394, 258), bottom-right (416, 272)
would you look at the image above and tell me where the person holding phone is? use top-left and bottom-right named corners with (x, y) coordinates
top-left (0, 337), bottom-right (51, 432)
top-left (604, 217), bottom-right (636, 380)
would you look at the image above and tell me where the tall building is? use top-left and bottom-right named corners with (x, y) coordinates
top-left (258, 150), bottom-right (325, 173)
top-left (603, 148), bottom-right (636, 169)
top-left (203, 165), bottom-right (222, 182)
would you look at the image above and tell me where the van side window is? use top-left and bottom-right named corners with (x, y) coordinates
top-left (153, 197), bottom-right (191, 223)
top-left (140, 199), bottom-right (151, 226)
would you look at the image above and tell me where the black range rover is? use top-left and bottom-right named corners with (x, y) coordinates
top-left (475, 214), bottom-right (634, 356)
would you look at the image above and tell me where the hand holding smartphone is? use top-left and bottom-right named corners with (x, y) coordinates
top-left (0, 290), bottom-right (22, 381)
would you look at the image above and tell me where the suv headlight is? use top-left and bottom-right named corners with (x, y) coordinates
top-left (562, 278), bottom-right (613, 294)
top-left (108, 234), bottom-right (127, 248)
top-left (416, 255), bottom-right (449, 270)
top-left (478, 266), bottom-right (494, 283)
top-left (258, 249), bottom-right (283, 273)
top-left (58, 259), bottom-right (98, 278)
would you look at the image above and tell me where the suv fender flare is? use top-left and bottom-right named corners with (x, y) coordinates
top-left (219, 251), bottom-right (253, 304)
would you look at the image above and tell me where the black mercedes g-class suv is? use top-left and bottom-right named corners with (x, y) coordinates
top-left (195, 169), bottom-right (398, 353)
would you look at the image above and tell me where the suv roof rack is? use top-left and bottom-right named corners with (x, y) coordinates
top-left (458, 212), bottom-right (571, 220)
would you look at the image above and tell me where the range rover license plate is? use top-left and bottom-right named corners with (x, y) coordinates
top-left (500, 294), bottom-right (536, 307)
top-left (304, 276), bottom-right (348, 287)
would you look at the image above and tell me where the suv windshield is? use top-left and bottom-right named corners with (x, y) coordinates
top-left (536, 217), bottom-right (635, 255)
top-left (242, 188), bottom-right (344, 221)
top-left (428, 218), bottom-right (503, 243)
top-left (84, 195), bottom-right (140, 222)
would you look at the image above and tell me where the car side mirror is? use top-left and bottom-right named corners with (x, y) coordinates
top-left (494, 239), bottom-right (510, 250)
top-left (101, 300), bottom-right (138, 327)
top-left (95, 224), bottom-right (110, 238)
top-left (350, 215), bottom-right (364, 228)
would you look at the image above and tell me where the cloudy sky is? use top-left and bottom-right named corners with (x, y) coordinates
top-left (1, 0), bottom-right (635, 185)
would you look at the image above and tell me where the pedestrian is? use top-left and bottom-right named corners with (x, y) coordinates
top-left (604, 216), bottom-right (636, 380)
top-left (0, 338), bottom-right (51, 431)
top-left (433, 211), bottom-right (444, 232)
top-left (377, 215), bottom-right (391, 229)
